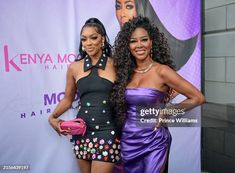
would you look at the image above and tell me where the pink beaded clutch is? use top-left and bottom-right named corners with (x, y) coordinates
top-left (60, 118), bottom-right (86, 136)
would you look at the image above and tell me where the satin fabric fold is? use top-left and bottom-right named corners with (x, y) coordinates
top-left (121, 88), bottom-right (171, 173)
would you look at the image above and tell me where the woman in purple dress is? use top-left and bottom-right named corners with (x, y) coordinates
top-left (111, 16), bottom-right (205, 173)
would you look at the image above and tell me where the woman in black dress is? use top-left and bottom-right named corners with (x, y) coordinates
top-left (48, 18), bottom-right (120, 173)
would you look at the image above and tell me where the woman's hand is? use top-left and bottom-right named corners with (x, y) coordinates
top-left (48, 116), bottom-right (70, 136)
top-left (170, 89), bottom-right (179, 100)
top-left (155, 110), bottom-right (166, 130)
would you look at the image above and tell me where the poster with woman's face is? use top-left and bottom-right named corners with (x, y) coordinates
top-left (115, 0), bottom-right (138, 27)
top-left (115, 0), bottom-right (200, 72)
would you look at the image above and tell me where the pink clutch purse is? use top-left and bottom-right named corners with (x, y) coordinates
top-left (60, 118), bottom-right (87, 136)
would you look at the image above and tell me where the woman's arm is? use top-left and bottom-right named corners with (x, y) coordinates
top-left (160, 65), bottom-right (205, 110)
top-left (48, 64), bottom-right (77, 135)
top-left (155, 65), bottom-right (205, 128)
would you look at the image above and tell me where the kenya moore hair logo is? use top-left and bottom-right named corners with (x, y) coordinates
top-left (2, 45), bottom-right (79, 72)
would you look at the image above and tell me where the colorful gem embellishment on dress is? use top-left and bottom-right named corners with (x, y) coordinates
top-left (99, 139), bottom-right (105, 144)
top-left (108, 139), bottom-right (112, 145)
top-left (88, 142), bottom-right (93, 148)
top-left (102, 151), bottom-right (108, 156)
top-left (109, 149), bottom-right (114, 154)
top-left (97, 155), bottom-right (102, 160)
top-left (74, 145), bottom-right (79, 150)
top-left (73, 137), bottom-right (120, 162)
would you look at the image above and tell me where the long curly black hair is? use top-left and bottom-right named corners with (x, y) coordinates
top-left (78, 18), bottom-right (112, 59)
top-left (111, 16), bottom-right (175, 125)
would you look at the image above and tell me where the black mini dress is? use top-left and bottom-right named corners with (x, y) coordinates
top-left (71, 55), bottom-right (120, 163)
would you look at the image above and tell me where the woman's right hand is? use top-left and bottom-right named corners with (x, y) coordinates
top-left (48, 64), bottom-right (77, 136)
top-left (48, 116), bottom-right (70, 136)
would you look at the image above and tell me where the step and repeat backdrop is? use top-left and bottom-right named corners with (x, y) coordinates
top-left (0, 0), bottom-right (201, 172)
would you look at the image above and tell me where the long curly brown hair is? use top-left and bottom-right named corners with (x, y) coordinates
top-left (111, 16), bottom-right (175, 126)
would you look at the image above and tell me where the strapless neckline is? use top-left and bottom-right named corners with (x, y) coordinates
top-left (126, 87), bottom-right (166, 95)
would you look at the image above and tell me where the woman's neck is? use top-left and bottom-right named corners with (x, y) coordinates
top-left (135, 57), bottom-right (153, 70)
top-left (90, 51), bottom-right (102, 65)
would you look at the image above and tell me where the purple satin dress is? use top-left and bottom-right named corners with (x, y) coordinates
top-left (121, 88), bottom-right (172, 173)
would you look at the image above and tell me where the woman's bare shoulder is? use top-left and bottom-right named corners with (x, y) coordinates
top-left (153, 63), bottom-right (174, 76)
top-left (70, 59), bottom-right (84, 68)
top-left (66, 59), bottom-right (84, 75)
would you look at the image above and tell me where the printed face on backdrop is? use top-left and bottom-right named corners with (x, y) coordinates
top-left (129, 27), bottom-right (152, 61)
top-left (80, 26), bottom-right (104, 58)
top-left (115, 0), bottom-right (137, 27)
top-left (115, 0), bottom-right (198, 70)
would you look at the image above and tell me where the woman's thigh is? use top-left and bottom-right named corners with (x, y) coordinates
top-left (78, 159), bottom-right (91, 173)
top-left (91, 160), bottom-right (114, 173)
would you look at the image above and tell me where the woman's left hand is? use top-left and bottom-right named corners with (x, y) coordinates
top-left (155, 110), bottom-right (165, 130)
